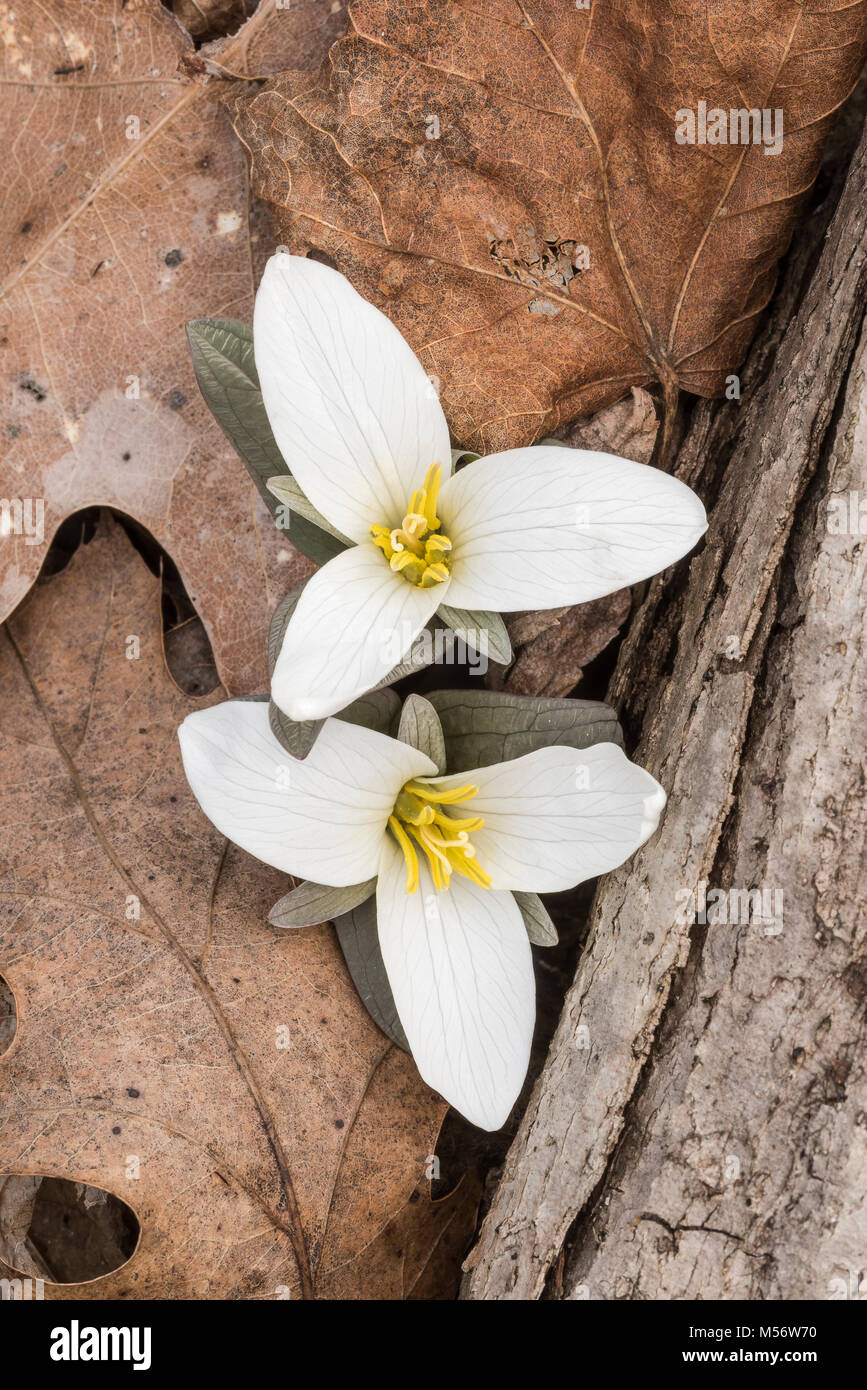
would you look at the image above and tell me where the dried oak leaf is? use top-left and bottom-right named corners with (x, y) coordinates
top-left (0, 515), bottom-right (476, 1299)
top-left (0, 0), bottom-right (347, 694)
top-left (234, 0), bottom-right (867, 452)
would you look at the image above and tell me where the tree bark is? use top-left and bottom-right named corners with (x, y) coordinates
top-left (462, 115), bottom-right (867, 1301)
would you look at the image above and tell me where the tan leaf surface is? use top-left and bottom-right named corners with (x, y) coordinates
top-left (0, 515), bottom-right (475, 1299)
top-left (235, 0), bottom-right (867, 452)
top-left (0, 0), bottom-right (347, 692)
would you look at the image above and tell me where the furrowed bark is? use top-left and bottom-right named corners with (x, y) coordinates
top-left (461, 116), bottom-right (867, 1301)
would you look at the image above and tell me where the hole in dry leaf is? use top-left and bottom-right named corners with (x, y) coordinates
top-left (162, 0), bottom-right (249, 48)
top-left (115, 513), bottom-right (220, 696)
top-left (0, 974), bottom-right (17, 1056)
top-left (38, 508), bottom-right (220, 697)
top-left (306, 248), bottom-right (339, 271)
top-left (39, 507), bottom-right (101, 578)
top-left (0, 1176), bottom-right (140, 1284)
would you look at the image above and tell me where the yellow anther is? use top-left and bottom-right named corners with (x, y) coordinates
top-left (405, 780), bottom-right (478, 804)
top-left (370, 462), bottom-right (452, 590)
top-left (388, 815), bottom-right (419, 894)
top-left (388, 779), bottom-right (488, 896)
top-left (418, 562), bottom-right (450, 588)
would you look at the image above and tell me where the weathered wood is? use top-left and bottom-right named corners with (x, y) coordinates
top-left (462, 116), bottom-right (867, 1301)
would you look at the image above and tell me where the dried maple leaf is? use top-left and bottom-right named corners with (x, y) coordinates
top-left (0, 515), bottom-right (476, 1299)
top-left (0, 0), bottom-right (347, 693)
top-left (235, 0), bottom-right (867, 453)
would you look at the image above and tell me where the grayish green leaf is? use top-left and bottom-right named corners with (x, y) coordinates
top-left (425, 688), bottom-right (623, 772)
top-left (334, 895), bottom-right (409, 1051)
top-left (267, 583), bottom-right (304, 677)
top-left (267, 475), bottom-right (352, 546)
top-left (269, 878), bottom-right (376, 928)
top-left (437, 603), bottom-right (513, 665)
top-left (451, 446), bottom-right (481, 466)
top-left (514, 891), bottom-right (559, 947)
top-left (269, 702), bottom-right (323, 760)
top-left (338, 687), bottom-right (402, 736)
top-left (397, 694), bottom-right (446, 773)
top-left (186, 317), bottom-right (344, 566)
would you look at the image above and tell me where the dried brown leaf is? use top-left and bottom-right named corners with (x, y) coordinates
top-left (0, 0), bottom-right (346, 693)
top-left (0, 515), bottom-right (476, 1299)
top-left (235, 0), bottom-right (867, 452)
top-left (505, 589), bottom-right (631, 698)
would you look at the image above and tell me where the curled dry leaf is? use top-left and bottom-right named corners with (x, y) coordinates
top-left (171, 0), bottom-right (248, 46)
top-left (0, 515), bottom-right (476, 1299)
top-left (234, 0), bottom-right (867, 453)
top-left (0, 0), bottom-right (347, 693)
top-left (505, 588), bottom-right (632, 698)
top-left (558, 386), bottom-right (659, 465)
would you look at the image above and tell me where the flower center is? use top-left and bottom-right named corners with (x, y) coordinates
top-left (371, 464), bottom-right (453, 589)
top-left (387, 779), bottom-right (491, 895)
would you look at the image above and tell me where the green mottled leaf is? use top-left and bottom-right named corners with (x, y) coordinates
top-left (334, 895), bottom-right (409, 1051)
top-left (269, 878), bottom-right (376, 928)
top-left (426, 688), bottom-right (623, 772)
top-left (397, 694), bottom-right (446, 773)
top-left (437, 603), bottom-right (512, 665)
top-left (186, 317), bottom-right (344, 566)
top-left (514, 891), bottom-right (559, 947)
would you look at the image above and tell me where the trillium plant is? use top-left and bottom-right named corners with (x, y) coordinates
top-left (252, 253), bottom-right (707, 722)
top-left (179, 695), bottom-right (666, 1129)
top-left (183, 250), bottom-right (709, 1129)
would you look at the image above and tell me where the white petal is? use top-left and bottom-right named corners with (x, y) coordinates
top-left (439, 446), bottom-right (707, 610)
top-left (272, 544), bottom-right (445, 721)
top-left (377, 839), bottom-right (534, 1130)
top-left (178, 702), bottom-right (435, 885)
top-left (431, 742), bottom-right (666, 891)
top-left (254, 254), bottom-right (452, 543)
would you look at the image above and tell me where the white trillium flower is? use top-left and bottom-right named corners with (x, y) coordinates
top-left (178, 701), bottom-right (666, 1130)
top-left (254, 253), bottom-right (708, 723)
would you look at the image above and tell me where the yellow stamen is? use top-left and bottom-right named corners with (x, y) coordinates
top-left (405, 780), bottom-right (478, 804)
top-left (418, 562), bottom-right (450, 588)
top-left (370, 463), bottom-right (452, 589)
top-left (388, 815), bottom-right (419, 894)
top-left (387, 779), bottom-right (489, 896)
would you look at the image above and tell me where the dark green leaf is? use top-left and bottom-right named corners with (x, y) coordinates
top-left (425, 688), bottom-right (624, 772)
top-left (186, 317), bottom-right (345, 566)
top-left (334, 895), bottom-right (409, 1051)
